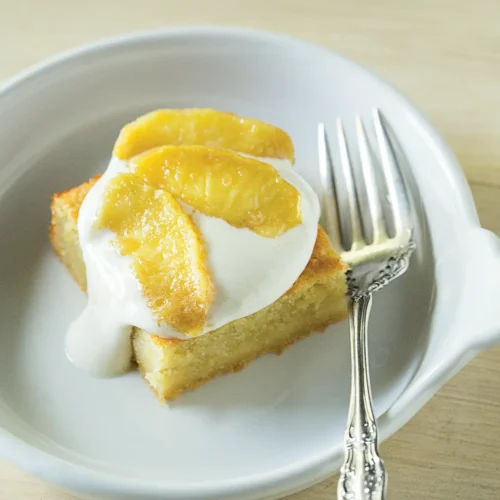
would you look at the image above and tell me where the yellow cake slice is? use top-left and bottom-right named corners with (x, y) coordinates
top-left (50, 178), bottom-right (347, 402)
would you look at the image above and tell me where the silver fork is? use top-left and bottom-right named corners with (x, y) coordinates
top-left (318, 110), bottom-right (415, 500)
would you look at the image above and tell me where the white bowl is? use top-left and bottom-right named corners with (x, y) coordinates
top-left (0, 27), bottom-right (499, 500)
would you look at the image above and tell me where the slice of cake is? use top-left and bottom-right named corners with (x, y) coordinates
top-left (49, 109), bottom-right (347, 402)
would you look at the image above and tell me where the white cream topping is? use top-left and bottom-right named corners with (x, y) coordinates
top-left (66, 155), bottom-right (320, 376)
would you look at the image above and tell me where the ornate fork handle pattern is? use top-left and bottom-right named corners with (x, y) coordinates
top-left (346, 245), bottom-right (416, 300)
top-left (338, 295), bottom-right (387, 500)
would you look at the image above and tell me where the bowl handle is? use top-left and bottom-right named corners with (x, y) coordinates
top-left (455, 227), bottom-right (500, 349)
top-left (384, 227), bottom-right (500, 420)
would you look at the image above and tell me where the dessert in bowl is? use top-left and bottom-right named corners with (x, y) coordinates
top-left (1, 27), bottom-right (499, 500)
top-left (50, 108), bottom-right (348, 401)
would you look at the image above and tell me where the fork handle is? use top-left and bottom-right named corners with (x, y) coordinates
top-left (338, 294), bottom-right (387, 500)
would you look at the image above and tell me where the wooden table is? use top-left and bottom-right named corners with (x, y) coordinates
top-left (1, 1), bottom-right (500, 498)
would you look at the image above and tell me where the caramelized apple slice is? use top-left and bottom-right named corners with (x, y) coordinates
top-left (130, 145), bottom-right (302, 238)
top-left (113, 108), bottom-right (295, 162)
top-left (95, 173), bottom-right (214, 335)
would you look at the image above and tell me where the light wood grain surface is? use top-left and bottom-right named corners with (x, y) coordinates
top-left (1, 1), bottom-right (500, 499)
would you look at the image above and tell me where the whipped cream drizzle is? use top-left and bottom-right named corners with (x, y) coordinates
top-left (66, 155), bottom-right (320, 376)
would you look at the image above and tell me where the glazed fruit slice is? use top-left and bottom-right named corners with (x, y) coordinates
top-left (113, 108), bottom-right (295, 162)
top-left (130, 145), bottom-right (302, 238)
top-left (94, 173), bottom-right (214, 335)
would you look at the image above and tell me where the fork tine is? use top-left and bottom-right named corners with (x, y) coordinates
top-left (355, 116), bottom-right (387, 244)
top-left (337, 119), bottom-right (364, 250)
top-left (373, 109), bottom-right (412, 237)
top-left (318, 123), bottom-right (343, 251)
